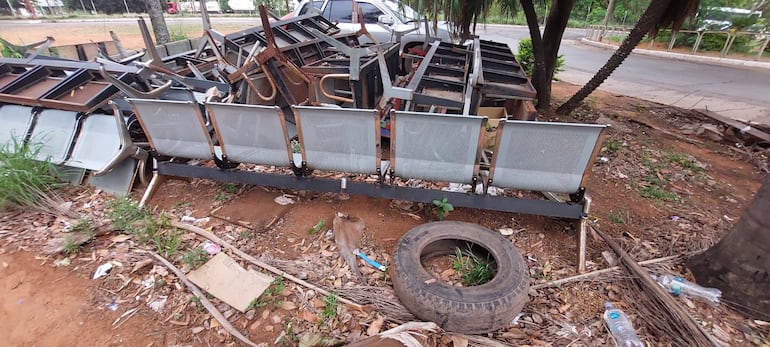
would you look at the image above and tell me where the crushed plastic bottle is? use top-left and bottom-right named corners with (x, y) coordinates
top-left (652, 274), bottom-right (722, 305)
top-left (603, 302), bottom-right (644, 347)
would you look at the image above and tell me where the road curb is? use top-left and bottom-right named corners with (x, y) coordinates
top-left (579, 37), bottom-right (770, 70)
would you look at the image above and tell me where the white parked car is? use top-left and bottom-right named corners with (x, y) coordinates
top-left (287, 0), bottom-right (452, 53)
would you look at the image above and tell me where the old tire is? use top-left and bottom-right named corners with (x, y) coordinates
top-left (391, 221), bottom-right (529, 334)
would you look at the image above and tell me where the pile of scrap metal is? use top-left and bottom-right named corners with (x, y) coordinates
top-left (0, 5), bottom-right (605, 270)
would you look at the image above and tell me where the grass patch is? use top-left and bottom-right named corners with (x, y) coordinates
top-left (106, 197), bottom-right (149, 235)
top-left (190, 296), bottom-right (204, 312)
top-left (608, 210), bottom-right (627, 225)
top-left (62, 236), bottom-right (83, 255)
top-left (154, 229), bottom-right (182, 257)
top-left (451, 246), bottom-right (494, 286)
top-left (321, 292), bottom-right (339, 324)
top-left (70, 217), bottom-right (94, 234)
top-left (666, 152), bottom-right (704, 174)
top-left (308, 219), bottom-right (325, 234)
top-left (605, 138), bottom-right (622, 154)
top-left (0, 139), bottom-right (61, 211)
top-left (182, 248), bottom-right (210, 270)
top-left (640, 184), bottom-right (679, 202)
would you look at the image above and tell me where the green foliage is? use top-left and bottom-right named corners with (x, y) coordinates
top-left (666, 152), bottom-right (704, 174)
top-left (182, 248), bottom-right (210, 270)
top-left (106, 197), bottom-right (149, 235)
top-left (451, 246), bottom-right (494, 286)
top-left (169, 30), bottom-right (188, 42)
top-left (605, 138), bottom-right (622, 154)
top-left (516, 38), bottom-right (565, 77)
top-left (0, 40), bottom-right (22, 58)
top-left (432, 197), bottom-right (454, 221)
top-left (321, 292), bottom-right (339, 323)
top-left (0, 139), bottom-right (61, 210)
top-left (248, 275), bottom-right (286, 309)
top-left (154, 230), bottom-right (182, 257)
top-left (62, 237), bottom-right (83, 255)
top-left (608, 210), bottom-right (627, 225)
top-left (70, 217), bottom-right (94, 234)
top-left (640, 184), bottom-right (680, 202)
top-left (190, 296), bottom-right (204, 312)
top-left (308, 220), bottom-right (325, 234)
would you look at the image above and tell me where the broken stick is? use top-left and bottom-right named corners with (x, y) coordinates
top-left (531, 254), bottom-right (684, 290)
top-left (171, 221), bottom-right (364, 310)
top-left (149, 251), bottom-right (260, 347)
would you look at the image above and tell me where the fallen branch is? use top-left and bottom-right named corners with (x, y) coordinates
top-left (592, 226), bottom-right (717, 347)
top-left (171, 221), bottom-right (364, 310)
top-left (149, 251), bottom-right (260, 347)
top-left (531, 254), bottom-right (683, 290)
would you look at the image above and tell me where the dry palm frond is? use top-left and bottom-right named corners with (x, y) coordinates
top-left (337, 286), bottom-right (415, 323)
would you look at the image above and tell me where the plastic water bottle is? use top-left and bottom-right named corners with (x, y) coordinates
top-left (652, 274), bottom-right (721, 305)
top-left (603, 302), bottom-right (644, 347)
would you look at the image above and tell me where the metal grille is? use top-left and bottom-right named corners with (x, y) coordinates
top-left (295, 106), bottom-right (379, 174)
top-left (492, 120), bottom-right (605, 194)
top-left (207, 103), bottom-right (292, 167)
top-left (393, 111), bottom-right (483, 183)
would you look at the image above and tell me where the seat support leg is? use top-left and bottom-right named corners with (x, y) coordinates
top-left (577, 194), bottom-right (592, 273)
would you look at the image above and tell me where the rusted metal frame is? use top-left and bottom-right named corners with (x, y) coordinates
top-left (38, 68), bottom-right (120, 113)
top-left (136, 17), bottom-right (174, 74)
top-left (256, 5), bottom-right (311, 106)
top-left (405, 41), bottom-right (442, 91)
top-left (157, 161), bottom-right (585, 219)
top-left (0, 57), bottom-right (136, 74)
top-left (0, 66), bottom-right (70, 106)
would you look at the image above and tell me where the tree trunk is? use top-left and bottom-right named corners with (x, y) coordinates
top-left (520, 0), bottom-right (548, 109)
top-left (687, 175), bottom-right (770, 320)
top-left (536, 0), bottom-right (576, 109)
top-left (557, 0), bottom-right (671, 115)
top-left (599, 0), bottom-right (616, 40)
top-left (143, 0), bottom-right (170, 45)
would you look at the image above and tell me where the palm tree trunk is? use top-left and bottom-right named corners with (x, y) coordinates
top-left (535, 0), bottom-right (576, 109)
top-left (687, 174), bottom-right (770, 320)
top-left (520, 0), bottom-right (548, 109)
top-left (143, 0), bottom-right (170, 45)
top-left (557, 0), bottom-right (671, 115)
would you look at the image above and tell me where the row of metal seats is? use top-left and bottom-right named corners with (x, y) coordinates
top-left (0, 103), bottom-right (142, 194)
top-left (129, 99), bottom-right (606, 196)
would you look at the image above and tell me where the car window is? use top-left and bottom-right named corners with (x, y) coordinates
top-left (299, 1), bottom-right (323, 15)
top-left (323, 0), bottom-right (354, 23)
top-left (357, 3), bottom-right (384, 24)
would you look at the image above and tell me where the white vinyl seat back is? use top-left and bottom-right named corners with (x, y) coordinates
top-left (129, 99), bottom-right (214, 159)
top-left (67, 114), bottom-right (122, 171)
top-left (28, 109), bottom-right (80, 164)
top-left (207, 103), bottom-right (293, 167)
top-left (490, 120), bottom-right (605, 194)
top-left (293, 106), bottom-right (380, 175)
top-left (392, 111), bottom-right (485, 183)
top-left (0, 105), bottom-right (35, 147)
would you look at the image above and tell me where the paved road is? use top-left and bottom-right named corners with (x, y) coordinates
top-left (476, 25), bottom-right (770, 126)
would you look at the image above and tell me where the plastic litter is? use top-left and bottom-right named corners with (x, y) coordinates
top-left (181, 215), bottom-right (210, 225)
top-left (353, 249), bottom-right (387, 271)
top-left (274, 194), bottom-right (296, 205)
top-left (106, 303), bottom-right (119, 311)
top-left (603, 302), bottom-right (644, 347)
top-left (201, 241), bottom-right (221, 255)
top-left (93, 262), bottom-right (113, 279)
top-left (652, 274), bottom-right (722, 305)
top-left (148, 296), bottom-right (168, 312)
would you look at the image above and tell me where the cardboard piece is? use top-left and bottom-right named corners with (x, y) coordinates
top-left (478, 107), bottom-right (511, 148)
top-left (187, 252), bottom-right (274, 312)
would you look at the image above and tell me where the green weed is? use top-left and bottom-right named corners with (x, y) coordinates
top-left (248, 275), bottom-right (286, 309)
top-left (169, 29), bottom-right (188, 41)
top-left (321, 292), bottom-right (339, 324)
top-left (154, 230), bottom-right (182, 257)
top-left (70, 217), bottom-right (94, 235)
top-left (0, 139), bottom-right (61, 210)
top-left (62, 236), bottom-right (82, 255)
top-left (608, 210), bottom-right (627, 225)
top-left (214, 192), bottom-right (228, 201)
top-left (640, 185), bottom-right (679, 202)
top-left (182, 248), bottom-right (210, 270)
top-left (432, 197), bottom-right (454, 221)
top-left (605, 138), bottom-right (622, 154)
top-left (666, 152), bottom-right (704, 174)
top-left (308, 220), bottom-right (325, 234)
top-left (451, 246), bottom-right (495, 286)
top-left (190, 296), bottom-right (204, 312)
top-left (106, 197), bottom-right (148, 235)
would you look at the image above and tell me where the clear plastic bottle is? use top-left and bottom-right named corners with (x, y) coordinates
top-left (603, 302), bottom-right (645, 347)
top-left (652, 274), bottom-right (722, 305)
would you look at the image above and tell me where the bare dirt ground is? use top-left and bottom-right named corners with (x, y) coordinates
top-left (2, 81), bottom-right (769, 346)
top-left (1, 19), bottom-right (770, 345)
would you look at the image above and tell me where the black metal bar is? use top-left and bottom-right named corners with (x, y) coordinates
top-left (158, 162), bottom-right (585, 219)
